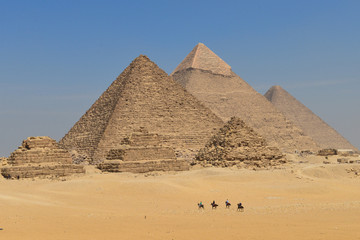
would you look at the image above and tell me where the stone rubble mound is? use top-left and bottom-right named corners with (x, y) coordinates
top-left (195, 117), bottom-right (286, 168)
top-left (318, 149), bottom-right (338, 156)
top-left (1, 136), bottom-right (85, 179)
top-left (98, 128), bottom-right (189, 173)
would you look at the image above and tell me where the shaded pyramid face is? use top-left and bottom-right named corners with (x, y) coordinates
top-left (171, 43), bottom-right (320, 152)
top-left (60, 55), bottom-right (225, 161)
top-left (196, 117), bottom-right (285, 168)
top-left (265, 86), bottom-right (359, 151)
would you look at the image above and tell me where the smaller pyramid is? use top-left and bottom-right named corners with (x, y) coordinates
top-left (98, 128), bottom-right (189, 173)
top-left (171, 43), bottom-right (232, 76)
top-left (2, 137), bottom-right (84, 179)
top-left (196, 117), bottom-right (285, 168)
top-left (265, 86), bottom-right (359, 152)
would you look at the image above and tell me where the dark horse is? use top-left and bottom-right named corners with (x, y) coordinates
top-left (198, 203), bottom-right (204, 209)
top-left (237, 203), bottom-right (244, 212)
top-left (211, 202), bottom-right (218, 209)
top-left (225, 201), bottom-right (231, 208)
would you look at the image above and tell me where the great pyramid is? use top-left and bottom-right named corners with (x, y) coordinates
top-left (264, 85), bottom-right (359, 152)
top-left (60, 55), bottom-right (225, 165)
top-left (171, 43), bottom-right (319, 152)
top-left (196, 117), bottom-right (285, 168)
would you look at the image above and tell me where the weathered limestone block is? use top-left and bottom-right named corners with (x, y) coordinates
top-left (337, 158), bottom-right (349, 164)
top-left (1, 157), bottom-right (7, 166)
top-left (318, 149), bottom-right (337, 156)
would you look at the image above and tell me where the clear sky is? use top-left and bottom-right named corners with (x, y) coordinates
top-left (0, 0), bottom-right (359, 156)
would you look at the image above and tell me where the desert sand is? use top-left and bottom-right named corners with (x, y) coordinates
top-left (0, 154), bottom-right (359, 240)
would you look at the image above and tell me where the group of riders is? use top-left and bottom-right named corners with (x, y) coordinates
top-left (198, 199), bottom-right (244, 211)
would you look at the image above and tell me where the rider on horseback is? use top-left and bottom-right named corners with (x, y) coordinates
top-left (237, 202), bottom-right (244, 211)
top-left (225, 199), bottom-right (231, 208)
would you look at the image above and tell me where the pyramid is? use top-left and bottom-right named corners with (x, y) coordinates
top-left (60, 55), bottom-right (225, 165)
top-left (264, 85), bottom-right (359, 152)
top-left (196, 117), bottom-right (285, 168)
top-left (171, 43), bottom-right (320, 152)
top-left (97, 128), bottom-right (189, 173)
top-left (172, 43), bottom-right (232, 76)
top-left (2, 137), bottom-right (84, 179)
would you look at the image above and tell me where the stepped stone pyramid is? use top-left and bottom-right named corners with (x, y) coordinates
top-left (171, 43), bottom-right (319, 152)
top-left (264, 85), bottom-right (359, 152)
top-left (60, 55), bottom-right (225, 165)
top-left (1, 137), bottom-right (84, 179)
top-left (98, 128), bottom-right (189, 173)
top-left (196, 117), bottom-right (285, 168)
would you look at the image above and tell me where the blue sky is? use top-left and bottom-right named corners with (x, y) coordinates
top-left (0, 0), bottom-right (359, 156)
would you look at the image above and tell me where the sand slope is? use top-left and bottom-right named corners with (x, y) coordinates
top-left (0, 155), bottom-right (360, 240)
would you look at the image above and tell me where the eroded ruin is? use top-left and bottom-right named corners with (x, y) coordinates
top-left (98, 128), bottom-right (189, 173)
top-left (196, 117), bottom-right (286, 168)
top-left (1, 136), bottom-right (85, 179)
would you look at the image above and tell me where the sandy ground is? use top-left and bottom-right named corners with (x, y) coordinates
top-left (0, 154), bottom-right (359, 240)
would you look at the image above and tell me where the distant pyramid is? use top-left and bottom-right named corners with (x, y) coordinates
top-left (172, 43), bottom-right (232, 76)
top-left (60, 55), bottom-right (225, 163)
top-left (171, 43), bottom-right (319, 152)
top-left (196, 117), bottom-right (285, 168)
top-left (264, 85), bottom-right (359, 151)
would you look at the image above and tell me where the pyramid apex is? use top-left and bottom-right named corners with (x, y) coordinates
top-left (271, 85), bottom-right (284, 90)
top-left (126, 55), bottom-right (161, 72)
top-left (171, 43), bottom-right (232, 76)
top-left (264, 85), bottom-right (286, 101)
top-left (131, 54), bottom-right (151, 63)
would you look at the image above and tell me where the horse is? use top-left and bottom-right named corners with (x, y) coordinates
top-left (211, 202), bottom-right (218, 209)
top-left (225, 201), bottom-right (231, 208)
top-left (237, 203), bottom-right (244, 212)
top-left (198, 203), bottom-right (204, 209)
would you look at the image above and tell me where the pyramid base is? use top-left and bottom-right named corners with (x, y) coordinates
top-left (1, 163), bottom-right (85, 179)
top-left (98, 159), bottom-right (189, 173)
top-left (195, 158), bottom-right (287, 169)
